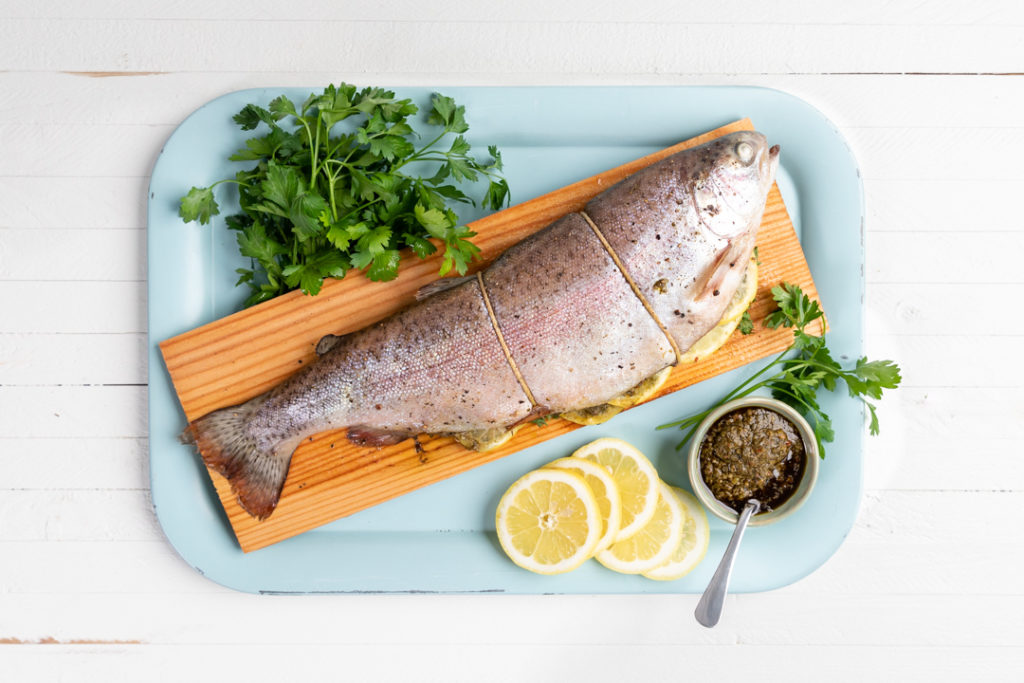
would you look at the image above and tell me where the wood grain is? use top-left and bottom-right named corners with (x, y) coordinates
top-left (159, 118), bottom-right (823, 552)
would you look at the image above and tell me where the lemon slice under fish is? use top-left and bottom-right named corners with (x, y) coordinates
top-left (678, 257), bottom-right (759, 364)
top-left (720, 256), bottom-right (759, 325)
top-left (495, 468), bottom-right (603, 575)
top-left (562, 365), bottom-right (673, 425)
top-left (561, 403), bottom-right (623, 426)
top-left (677, 312), bottom-right (745, 364)
top-left (594, 480), bottom-right (685, 575)
top-left (720, 255), bottom-right (761, 325)
top-left (572, 438), bottom-right (659, 542)
top-left (545, 456), bottom-right (622, 554)
top-left (452, 425), bottom-right (519, 451)
top-left (606, 366), bottom-right (673, 409)
top-left (641, 486), bottom-right (710, 580)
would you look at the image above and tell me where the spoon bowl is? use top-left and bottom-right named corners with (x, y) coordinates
top-left (694, 498), bottom-right (760, 628)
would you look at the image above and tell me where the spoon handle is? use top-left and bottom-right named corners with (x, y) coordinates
top-left (694, 500), bottom-right (760, 628)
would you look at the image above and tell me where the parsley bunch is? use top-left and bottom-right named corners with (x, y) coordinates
top-left (179, 84), bottom-right (510, 306)
top-left (659, 283), bottom-right (902, 458)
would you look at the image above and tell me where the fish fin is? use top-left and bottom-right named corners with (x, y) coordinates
top-left (694, 241), bottom-right (744, 301)
top-left (181, 395), bottom-right (291, 520)
top-left (315, 333), bottom-right (345, 356)
top-left (346, 426), bottom-right (411, 448)
top-left (415, 275), bottom-right (474, 301)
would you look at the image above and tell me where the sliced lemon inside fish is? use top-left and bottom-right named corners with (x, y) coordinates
top-left (572, 438), bottom-right (659, 542)
top-left (720, 256), bottom-right (759, 325)
top-left (606, 366), bottom-right (673, 409)
top-left (545, 456), bottom-right (622, 554)
top-left (678, 258), bottom-right (759, 364)
top-left (495, 468), bottom-right (603, 575)
top-left (677, 311), bottom-right (745, 364)
top-left (642, 486), bottom-right (710, 580)
top-left (594, 480), bottom-right (685, 575)
top-left (452, 425), bottom-right (518, 451)
top-left (561, 402), bottom-right (623, 425)
top-left (562, 365), bottom-right (674, 425)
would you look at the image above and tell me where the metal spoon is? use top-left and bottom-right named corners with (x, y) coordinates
top-left (694, 499), bottom-right (760, 628)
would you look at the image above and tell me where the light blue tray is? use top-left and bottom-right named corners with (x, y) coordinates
top-left (148, 86), bottom-right (863, 594)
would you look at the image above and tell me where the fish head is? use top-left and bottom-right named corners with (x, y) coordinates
top-left (693, 131), bottom-right (780, 238)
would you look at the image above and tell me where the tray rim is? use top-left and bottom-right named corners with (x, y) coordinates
top-left (147, 83), bottom-right (865, 594)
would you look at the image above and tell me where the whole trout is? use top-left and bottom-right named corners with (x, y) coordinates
top-left (185, 131), bottom-right (780, 518)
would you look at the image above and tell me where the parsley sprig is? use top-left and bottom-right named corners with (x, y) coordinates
top-left (658, 283), bottom-right (902, 458)
top-left (179, 84), bottom-right (510, 306)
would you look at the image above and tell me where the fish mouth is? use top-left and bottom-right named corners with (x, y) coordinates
top-left (767, 144), bottom-right (781, 180)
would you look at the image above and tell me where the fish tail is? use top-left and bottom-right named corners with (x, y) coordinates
top-left (181, 395), bottom-right (290, 520)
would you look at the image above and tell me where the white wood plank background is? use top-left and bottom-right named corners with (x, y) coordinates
top-left (2, 1), bottom-right (1023, 679)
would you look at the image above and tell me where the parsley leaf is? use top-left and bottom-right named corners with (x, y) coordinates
top-left (659, 283), bottom-right (902, 459)
top-left (179, 186), bottom-right (220, 225)
top-left (366, 249), bottom-right (402, 281)
top-left (738, 310), bottom-right (754, 335)
top-left (179, 83), bottom-right (511, 305)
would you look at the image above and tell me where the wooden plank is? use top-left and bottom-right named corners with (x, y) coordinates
top-left (5, 73), bottom-right (1024, 130)
top-left (8, 0), bottom-right (1021, 25)
top-left (2, 592), bottom-right (1024, 647)
top-left (159, 119), bottom-right (824, 551)
top-left (5, 19), bottom-right (1023, 74)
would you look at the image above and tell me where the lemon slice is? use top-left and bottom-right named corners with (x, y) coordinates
top-left (545, 457), bottom-right (622, 554)
top-left (677, 312), bottom-right (744, 364)
top-left (678, 258), bottom-right (758, 364)
top-left (495, 468), bottom-right (602, 574)
top-left (594, 480), bottom-right (685, 574)
top-left (642, 487), bottom-right (710, 580)
top-left (452, 424), bottom-right (521, 451)
top-left (560, 402), bottom-right (623, 426)
top-left (572, 438), bottom-right (659, 542)
top-left (720, 256), bottom-right (759, 324)
top-left (606, 366), bottom-right (672, 409)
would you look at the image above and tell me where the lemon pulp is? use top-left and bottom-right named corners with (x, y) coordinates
top-left (495, 469), bottom-right (602, 575)
top-left (572, 438), bottom-right (659, 542)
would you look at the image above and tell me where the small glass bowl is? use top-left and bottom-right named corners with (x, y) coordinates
top-left (687, 396), bottom-right (819, 526)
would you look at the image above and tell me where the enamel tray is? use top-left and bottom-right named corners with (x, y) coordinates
top-left (148, 86), bottom-right (863, 594)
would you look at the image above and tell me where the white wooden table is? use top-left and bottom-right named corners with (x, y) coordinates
top-left (2, 2), bottom-right (1022, 679)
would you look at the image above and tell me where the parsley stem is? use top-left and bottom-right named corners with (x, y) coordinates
top-left (209, 178), bottom-right (252, 190)
top-left (713, 345), bottom-right (795, 404)
top-left (325, 168), bottom-right (339, 221)
top-left (782, 357), bottom-right (847, 377)
top-left (392, 127), bottom-right (450, 172)
top-left (336, 197), bottom-right (382, 224)
top-left (297, 117), bottom-right (315, 169)
top-left (311, 112), bottom-right (323, 183)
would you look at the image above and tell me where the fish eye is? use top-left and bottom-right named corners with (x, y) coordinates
top-left (735, 141), bottom-right (755, 165)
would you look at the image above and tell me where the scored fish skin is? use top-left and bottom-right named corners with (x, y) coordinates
top-left (586, 130), bottom-right (779, 355)
top-left (253, 279), bottom-right (531, 448)
top-left (483, 212), bottom-right (675, 412)
top-left (183, 131), bottom-right (779, 519)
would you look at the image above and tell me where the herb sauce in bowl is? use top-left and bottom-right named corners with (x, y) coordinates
top-left (687, 397), bottom-right (818, 526)
top-left (699, 407), bottom-right (806, 514)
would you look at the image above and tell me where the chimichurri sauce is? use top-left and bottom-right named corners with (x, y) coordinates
top-left (699, 407), bottom-right (806, 514)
